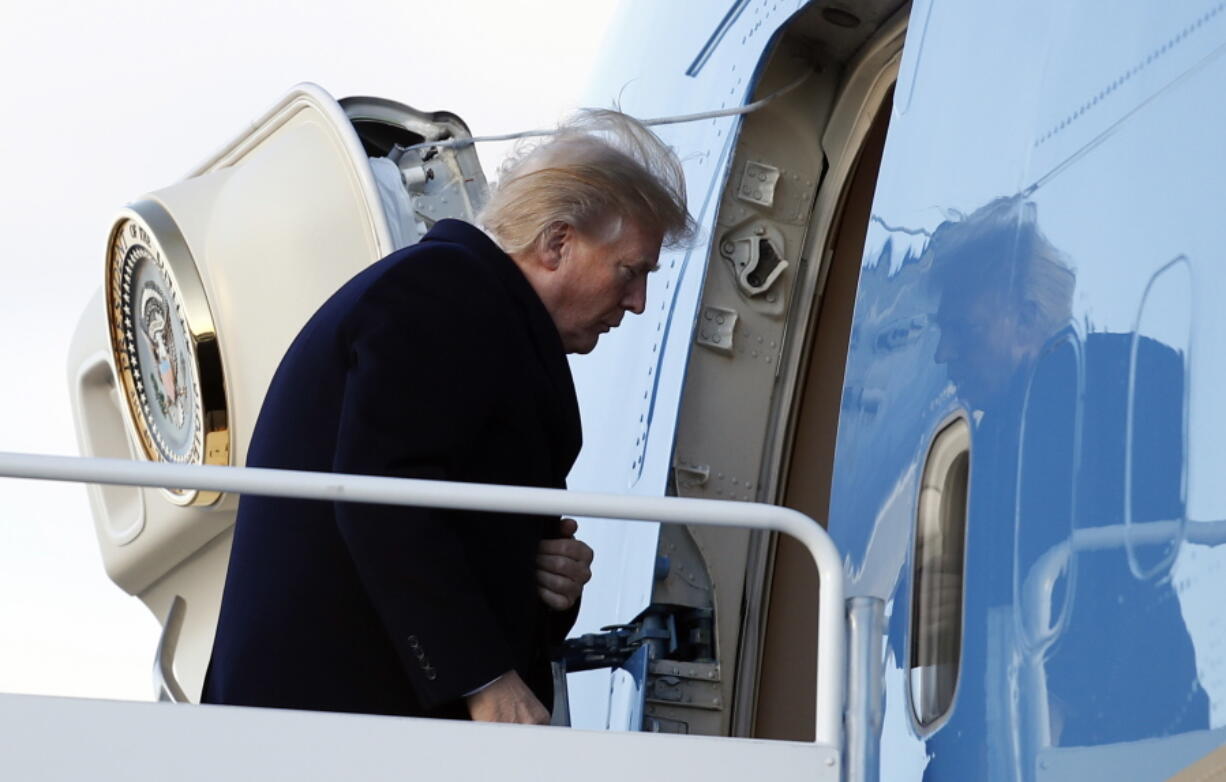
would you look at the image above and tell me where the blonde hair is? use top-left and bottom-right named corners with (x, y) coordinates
top-left (930, 196), bottom-right (1075, 337)
top-left (478, 109), bottom-right (695, 254)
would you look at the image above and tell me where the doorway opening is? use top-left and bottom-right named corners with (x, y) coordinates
top-left (752, 87), bottom-right (894, 741)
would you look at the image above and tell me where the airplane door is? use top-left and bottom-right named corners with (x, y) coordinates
top-left (68, 83), bottom-right (489, 700)
top-left (758, 87), bottom-right (894, 742)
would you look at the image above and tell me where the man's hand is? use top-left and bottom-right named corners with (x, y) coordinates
top-left (535, 517), bottom-right (593, 611)
top-left (466, 670), bottom-right (550, 724)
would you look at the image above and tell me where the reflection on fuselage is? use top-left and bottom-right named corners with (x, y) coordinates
top-left (839, 195), bottom-right (1210, 775)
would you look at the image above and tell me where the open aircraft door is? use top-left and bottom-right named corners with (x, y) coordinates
top-left (66, 83), bottom-right (489, 701)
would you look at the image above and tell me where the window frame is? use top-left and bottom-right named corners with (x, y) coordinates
top-left (906, 413), bottom-right (972, 734)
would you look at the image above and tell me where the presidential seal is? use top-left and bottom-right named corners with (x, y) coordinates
top-left (105, 200), bottom-right (230, 506)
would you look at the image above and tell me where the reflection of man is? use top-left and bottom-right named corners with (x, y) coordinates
top-left (927, 197), bottom-right (1206, 751)
top-left (918, 199), bottom-right (1075, 757)
top-left (203, 110), bottom-right (693, 724)
top-left (929, 197), bottom-right (1074, 401)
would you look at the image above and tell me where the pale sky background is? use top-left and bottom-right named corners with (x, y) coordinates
top-left (0, 0), bottom-right (626, 702)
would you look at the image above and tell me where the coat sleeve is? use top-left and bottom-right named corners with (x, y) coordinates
top-left (548, 599), bottom-right (581, 645)
top-left (330, 253), bottom-right (516, 709)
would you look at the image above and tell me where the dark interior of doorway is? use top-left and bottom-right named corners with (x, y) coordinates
top-left (752, 85), bottom-right (895, 742)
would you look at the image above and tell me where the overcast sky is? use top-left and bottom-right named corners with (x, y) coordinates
top-left (0, 0), bottom-right (624, 701)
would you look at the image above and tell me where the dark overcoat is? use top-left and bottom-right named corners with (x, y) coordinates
top-left (202, 219), bottom-right (582, 718)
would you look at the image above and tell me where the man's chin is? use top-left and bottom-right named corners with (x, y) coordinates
top-left (565, 333), bottom-right (600, 355)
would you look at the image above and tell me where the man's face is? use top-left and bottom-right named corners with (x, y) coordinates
top-left (934, 288), bottom-right (1029, 397)
top-left (540, 220), bottom-right (663, 354)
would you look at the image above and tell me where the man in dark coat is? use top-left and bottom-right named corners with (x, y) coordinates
top-left (203, 109), bottom-right (693, 724)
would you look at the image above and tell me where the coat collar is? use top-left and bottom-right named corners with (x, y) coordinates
top-left (422, 219), bottom-right (583, 476)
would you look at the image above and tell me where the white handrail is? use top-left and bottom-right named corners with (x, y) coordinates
top-left (0, 451), bottom-right (846, 749)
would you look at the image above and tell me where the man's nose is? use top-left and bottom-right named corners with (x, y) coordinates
top-left (623, 276), bottom-right (647, 315)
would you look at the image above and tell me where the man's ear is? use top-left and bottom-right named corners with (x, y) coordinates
top-left (540, 222), bottom-right (570, 271)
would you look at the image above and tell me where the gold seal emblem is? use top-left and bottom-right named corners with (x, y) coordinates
top-left (105, 200), bottom-right (229, 506)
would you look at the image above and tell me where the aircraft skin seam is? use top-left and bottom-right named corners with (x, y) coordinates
top-left (1034, 2), bottom-right (1225, 147)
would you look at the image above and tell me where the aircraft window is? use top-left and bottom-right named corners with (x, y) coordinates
top-left (339, 97), bottom-right (430, 158)
top-left (909, 417), bottom-right (970, 729)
